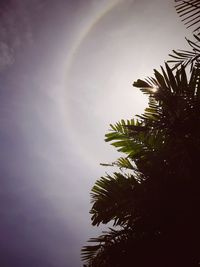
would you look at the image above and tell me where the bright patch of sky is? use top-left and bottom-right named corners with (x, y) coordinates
top-left (0, 1), bottom-right (189, 266)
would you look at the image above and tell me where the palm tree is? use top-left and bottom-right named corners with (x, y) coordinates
top-left (82, 63), bottom-right (200, 266)
top-left (81, 1), bottom-right (200, 266)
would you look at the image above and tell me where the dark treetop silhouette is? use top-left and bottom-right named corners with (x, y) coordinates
top-left (81, 1), bottom-right (200, 266)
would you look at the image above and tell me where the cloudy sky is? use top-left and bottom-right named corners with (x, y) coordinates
top-left (0, 0), bottom-right (188, 266)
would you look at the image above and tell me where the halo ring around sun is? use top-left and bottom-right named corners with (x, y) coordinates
top-left (63, 0), bottom-right (124, 166)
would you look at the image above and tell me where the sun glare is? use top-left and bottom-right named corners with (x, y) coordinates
top-left (151, 86), bottom-right (159, 93)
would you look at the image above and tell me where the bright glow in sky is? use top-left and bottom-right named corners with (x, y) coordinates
top-left (0, 0), bottom-right (189, 266)
top-left (64, 0), bottom-right (188, 167)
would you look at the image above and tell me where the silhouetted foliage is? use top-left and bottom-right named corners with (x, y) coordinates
top-left (82, 1), bottom-right (200, 266)
top-left (169, 0), bottom-right (200, 70)
top-left (175, 0), bottom-right (200, 35)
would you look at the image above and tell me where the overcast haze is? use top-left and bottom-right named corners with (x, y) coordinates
top-left (0, 0), bottom-right (188, 266)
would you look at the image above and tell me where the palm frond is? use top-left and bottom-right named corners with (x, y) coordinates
top-left (100, 157), bottom-right (137, 172)
top-left (105, 119), bottom-right (149, 159)
top-left (81, 227), bottom-right (135, 267)
top-left (175, 0), bottom-right (200, 34)
top-left (90, 172), bottom-right (142, 226)
top-left (104, 64), bottom-right (200, 177)
top-left (168, 35), bottom-right (200, 70)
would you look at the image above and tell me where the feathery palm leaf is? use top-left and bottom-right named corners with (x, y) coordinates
top-left (105, 63), bottom-right (200, 177)
top-left (81, 227), bottom-right (136, 267)
top-left (168, 34), bottom-right (200, 70)
top-left (90, 172), bottom-right (143, 226)
top-left (100, 157), bottom-right (138, 173)
top-left (175, 0), bottom-right (200, 34)
top-left (170, 0), bottom-right (200, 70)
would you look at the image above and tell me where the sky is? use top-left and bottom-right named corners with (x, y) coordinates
top-left (0, 0), bottom-right (189, 266)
